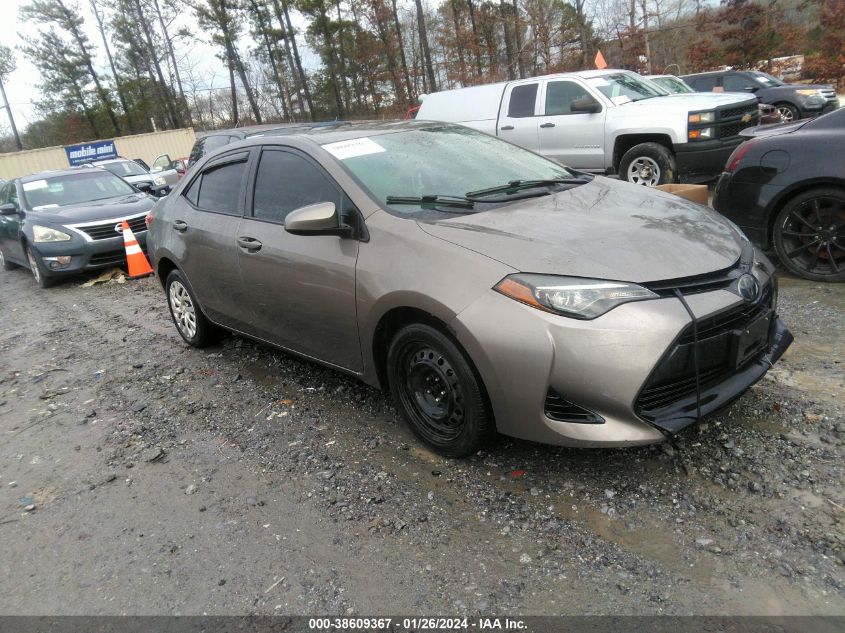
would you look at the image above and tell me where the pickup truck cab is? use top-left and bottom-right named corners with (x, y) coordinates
top-left (417, 69), bottom-right (760, 186)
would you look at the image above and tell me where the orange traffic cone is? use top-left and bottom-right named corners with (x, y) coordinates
top-left (121, 220), bottom-right (154, 278)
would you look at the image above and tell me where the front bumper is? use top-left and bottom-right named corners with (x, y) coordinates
top-left (451, 261), bottom-right (789, 447)
top-left (674, 138), bottom-right (744, 183)
top-left (30, 230), bottom-right (148, 277)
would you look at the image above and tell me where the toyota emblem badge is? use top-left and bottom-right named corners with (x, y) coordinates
top-left (737, 273), bottom-right (759, 302)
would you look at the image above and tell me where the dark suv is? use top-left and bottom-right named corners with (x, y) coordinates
top-left (681, 70), bottom-right (838, 123)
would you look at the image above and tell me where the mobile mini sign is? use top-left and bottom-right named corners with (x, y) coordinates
top-left (64, 139), bottom-right (118, 166)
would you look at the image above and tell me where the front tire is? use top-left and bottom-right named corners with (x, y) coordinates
top-left (387, 323), bottom-right (493, 457)
top-left (165, 269), bottom-right (216, 346)
top-left (26, 246), bottom-right (55, 288)
top-left (773, 188), bottom-right (845, 282)
top-left (774, 102), bottom-right (799, 123)
top-left (619, 142), bottom-right (676, 186)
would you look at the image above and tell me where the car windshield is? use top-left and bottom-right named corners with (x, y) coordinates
top-left (652, 76), bottom-right (693, 94)
top-left (749, 71), bottom-right (783, 87)
top-left (586, 73), bottom-right (664, 103)
top-left (101, 160), bottom-right (147, 177)
top-left (323, 126), bottom-right (578, 215)
top-left (22, 171), bottom-right (137, 209)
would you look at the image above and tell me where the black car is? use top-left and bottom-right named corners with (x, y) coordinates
top-left (0, 167), bottom-right (155, 287)
top-left (681, 70), bottom-right (839, 123)
top-left (713, 107), bottom-right (844, 282)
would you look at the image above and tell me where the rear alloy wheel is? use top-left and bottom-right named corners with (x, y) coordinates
top-left (166, 269), bottom-right (216, 346)
top-left (619, 142), bottom-right (676, 187)
top-left (26, 246), bottom-right (55, 288)
top-left (774, 103), bottom-right (799, 123)
top-left (0, 247), bottom-right (18, 271)
top-left (387, 323), bottom-right (493, 457)
top-left (773, 188), bottom-right (845, 282)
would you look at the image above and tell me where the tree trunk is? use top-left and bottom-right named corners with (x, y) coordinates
top-left (500, 0), bottom-right (515, 80)
top-left (248, 0), bottom-right (290, 120)
top-left (0, 77), bottom-right (22, 150)
top-left (466, 0), bottom-right (483, 77)
top-left (151, 0), bottom-right (190, 125)
top-left (227, 55), bottom-right (239, 126)
top-left (414, 0), bottom-right (437, 92)
top-left (132, 0), bottom-right (181, 128)
top-left (390, 0), bottom-right (414, 102)
top-left (90, 0), bottom-right (133, 132)
top-left (450, 0), bottom-right (467, 84)
top-left (512, 0), bottom-right (525, 78)
top-left (281, 0), bottom-right (315, 119)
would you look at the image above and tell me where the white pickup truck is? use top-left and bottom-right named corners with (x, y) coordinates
top-left (417, 69), bottom-right (760, 186)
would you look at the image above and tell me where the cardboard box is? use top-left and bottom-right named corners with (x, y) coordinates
top-left (654, 183), bottom-right (709, 206)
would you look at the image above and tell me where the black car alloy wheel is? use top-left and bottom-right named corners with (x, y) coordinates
top-left (387, 324), bottom-right (493, 457)
top-left (774, 188), bottom-right (845, 282)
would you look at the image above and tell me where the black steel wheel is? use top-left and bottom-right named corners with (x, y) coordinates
top-left (773, 188), bottom-right (845, 282)
top-left (387, 323), bottom-right (493, 457)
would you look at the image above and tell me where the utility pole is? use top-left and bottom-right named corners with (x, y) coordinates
top-left (0, 75), bottom-right (22, 151)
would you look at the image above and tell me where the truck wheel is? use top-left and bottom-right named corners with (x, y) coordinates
top-left (774, 102), bottom-right (799, 123)
top-left (620, 143), bottom-right (676, 187)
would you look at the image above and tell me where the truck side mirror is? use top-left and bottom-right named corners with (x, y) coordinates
top-left (571, 97), bottom-right (602, 114)
top-left (0, 202), bottom-right (18, 215)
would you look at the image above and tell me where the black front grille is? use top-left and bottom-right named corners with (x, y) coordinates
top-left (719, 105), bottom-right (756, 120)
top-left (715, 104), bottom-right (759, 139)
top-left (544, 389), bottom-right (604, 424)
top-left (719, 121), bottom-right (746, 139)
top-left (636, 284), bottom-right (773, 417)
top-left (643, 261), bottom-right (741, 297)
top-left (89, 250), bottom-right (127, 266)
top-left (77, 215), bottom-right (147, 240)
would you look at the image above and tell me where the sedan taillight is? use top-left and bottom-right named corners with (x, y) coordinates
top-left (725, 140), bottom-right (756, 173)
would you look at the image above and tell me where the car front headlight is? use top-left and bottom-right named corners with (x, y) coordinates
top-left (688, 111), bottom-right (715, 124)
top-left (795, 89), bottom-right (820, 96)
top-left (153, 176), bottom-right (167, 186)
top-left (32, 225), bottom-right (72, 243)
top-left (494, 274), bottom-right (658, 319)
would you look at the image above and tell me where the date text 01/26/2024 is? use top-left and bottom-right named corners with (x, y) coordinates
top-left (308, 617), bottom-right (528, 630)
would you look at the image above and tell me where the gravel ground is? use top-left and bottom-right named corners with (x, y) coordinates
top-left (0, 265), bottom-right (842, 616)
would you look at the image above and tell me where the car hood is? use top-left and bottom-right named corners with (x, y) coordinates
top-left (123, 174), bottom-right (155, 184)
top-left (27, 193), bottom-right (155, 224)
top-left (634, 93), bottom-right (756, 109)
top-left (417, 177), bottom-right (743, 283)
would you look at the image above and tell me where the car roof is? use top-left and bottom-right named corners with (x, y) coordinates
top-left (92, 158), bottom-right (133, 164)
top-left (242, 119), bottom-right (449, 147)
top-left (18, 166), bottom-right (110, 183)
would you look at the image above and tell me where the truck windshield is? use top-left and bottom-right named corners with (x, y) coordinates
top-left (324, 125), bottom-right (579, 215)
top-left (587, 73), bottom-right (664, 103)
top-left (749, 71), bottom-right (783, 87)
top-left (652, 76), bottom-right (694, 94)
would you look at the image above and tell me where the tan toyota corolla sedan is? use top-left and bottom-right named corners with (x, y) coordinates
top-left (148, 122), bottom-right (792, 456)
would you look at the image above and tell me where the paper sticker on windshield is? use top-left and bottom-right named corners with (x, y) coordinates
top-left (611, 95), bottom-right (631, 105)
top-left (23, 179), bottom-right (48, 191)
top-left (322, 137), bottom-right (386, 160)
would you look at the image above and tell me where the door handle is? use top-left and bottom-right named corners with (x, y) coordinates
top-left (500, 125), bottom-right (514, 131)
top-left (236, 236), bottom-right (262, 252)
top-left (173, 220), bottom-right (188, 232)
top-left (540, 123), bottom-right (556, 128)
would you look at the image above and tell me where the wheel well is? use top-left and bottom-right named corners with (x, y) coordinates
top-left (372, 307), bottom-right (450, 390)
top-left (156, 257), bottom-right (177, 288)
top-left (613, 134), bottom-right (674, 171)
top-left (766, 182), bottom-right (845, 245)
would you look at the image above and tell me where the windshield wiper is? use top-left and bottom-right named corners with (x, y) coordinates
top-left (465, 177), bottom-right (589, 199)
top-left (386, 194), bottom-right (475, 209)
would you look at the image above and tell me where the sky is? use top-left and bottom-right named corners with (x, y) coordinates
top-left (0, 0), bottom-right (317, 136)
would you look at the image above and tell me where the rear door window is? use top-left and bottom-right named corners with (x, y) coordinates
top-left (190, 153), bottom-right (249, 215)
top-left (251, 149), bottom-right (343, 224)
top-left (689, 75), bottom-right (719, 92)
top-left (507, 83), bottom-right (539, 118)
top-left (723, 74), bottom-right (755, 92)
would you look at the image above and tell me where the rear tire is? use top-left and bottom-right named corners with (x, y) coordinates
top-left (26, 246), bottom-right (56, 288)
top-left (0, 247), bottom-right (18, 271)
top-left (387, 323), bottom-right (493, 457)
top-left (165, 269), bottom-right (217, 346)
top-left (772, 187), bottom-right (845, 282)
top-left (619, 142), bottom-right (676, 186)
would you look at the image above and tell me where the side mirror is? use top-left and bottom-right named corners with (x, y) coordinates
top-left (744, 86), bottom-right (759, 92)
top-left (0, 202), bottom-right (18, 215)
top-left (570, 97), bottom-right (602, 114)
top-left (285, 202), bottom-right (352, 238)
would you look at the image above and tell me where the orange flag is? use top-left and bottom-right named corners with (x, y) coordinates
top-left (594, 50), bottom-right (608, 69)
